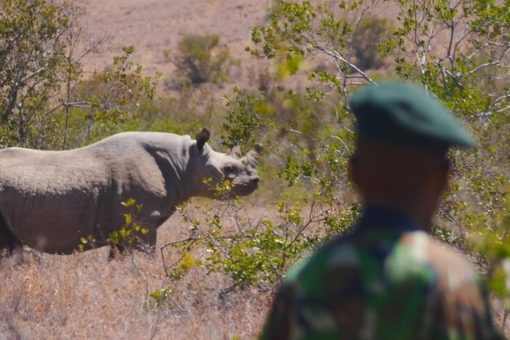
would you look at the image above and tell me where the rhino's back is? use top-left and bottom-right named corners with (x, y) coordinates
top-left (90, 131), bottom-right (192, 159)
top-left (0, 131), bottom-right (190, 207)
top-left (0, 147), bottom-right (109, 194)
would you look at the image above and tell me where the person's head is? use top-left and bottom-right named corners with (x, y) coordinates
top-left (348, 82), bottom-right (475, 228)
top-left (349, 136), bottom-right (450, 227)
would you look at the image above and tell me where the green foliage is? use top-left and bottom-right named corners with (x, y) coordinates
top-left (390, 0), bottom-right (510, 117)
top-left (167, 251), bottom-right (199, 280)
top-left (147, 287), bottom-right (174, 309)
top-left (0, 0), bottom-right (72, 147)
top-left (249, 0), bottom-right (381, 92)
top-left (174, 34), bottom-right (232, 85)
top-left (96, 46), bottom-right (158, 119)
top-left (221, 87), bottom-right (274, 152)
top-left (0, 0), bottom-right (159, 149)
top-left (78, 198), bottom-right (152, 254)
top-left (162, 200), bottom-right (359, 288)
top-left (220, 80), bottom-right (354, 203)
top-left (78, 235), bottom-right (97, 252)
top-left (107, 198), bottom-right (150, 249)
top-left (61, 46), bottom-right (159, 147)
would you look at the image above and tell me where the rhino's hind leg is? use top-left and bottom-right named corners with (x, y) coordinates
top-left (0, 215), bottom-right (22, 257)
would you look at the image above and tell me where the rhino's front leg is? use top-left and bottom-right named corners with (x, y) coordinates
top-left (137, 228), bottom-right (157, 255)
top-left (107, 227), bottom-right (157, 260)
top-left (107, 210), bottom-right (163, 260)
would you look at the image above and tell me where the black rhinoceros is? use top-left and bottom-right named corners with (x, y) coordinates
top-left (0, 129), bottom-right (259, 255)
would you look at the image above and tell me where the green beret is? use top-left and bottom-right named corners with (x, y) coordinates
top-left (348, 82), bottom-right (475, 150)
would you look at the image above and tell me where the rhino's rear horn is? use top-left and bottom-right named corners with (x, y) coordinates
top-left (196, 128), bottom-right (210, 151)
top-left (228, 145), bottom-right (242, 158)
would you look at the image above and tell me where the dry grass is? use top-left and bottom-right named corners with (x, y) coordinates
top-left (1, 201), bottom-right (509, 339)
top-left (0, 205), bottom-right (273, 340)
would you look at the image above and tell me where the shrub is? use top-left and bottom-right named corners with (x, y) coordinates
top-left (0, 0), bottom-right (73, 148)
top-left (174, 34), bottom-right (232, 85)
top-left (161, 199), bottom-right (359, 290)
top-left (61, 46), bottom-right (159, 147)
top-left (351, 17), bottom-right (393, 71)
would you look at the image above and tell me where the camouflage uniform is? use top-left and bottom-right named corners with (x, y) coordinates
top-left (261, 206), bottom-right (502, 339)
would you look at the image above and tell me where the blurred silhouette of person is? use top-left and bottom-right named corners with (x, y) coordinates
top-left (260, 82), bottom-right (503, 339)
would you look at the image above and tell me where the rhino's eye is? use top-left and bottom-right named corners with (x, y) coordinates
top-left (223, 166), bottom-right (238, 176)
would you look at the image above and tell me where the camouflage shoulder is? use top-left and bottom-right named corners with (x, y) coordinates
top-left (391, 231), bottom-right (478, 279)
top-left (425, 233), bottom-right (480, 283)
top-left (419, 234), bottom-right (504, 339)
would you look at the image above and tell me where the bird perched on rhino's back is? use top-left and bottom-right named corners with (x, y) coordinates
top-left (0, 129), bottom-right (260, 255)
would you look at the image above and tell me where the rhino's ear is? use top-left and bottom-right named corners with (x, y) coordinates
top-left (196, 128), bottom-right (210, 151)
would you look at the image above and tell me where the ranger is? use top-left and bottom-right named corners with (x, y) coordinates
top-left (261, 82), bottom-right (503, 339)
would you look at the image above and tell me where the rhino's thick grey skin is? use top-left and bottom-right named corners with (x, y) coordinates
top-left (0, 130), bottom-right (259, 255)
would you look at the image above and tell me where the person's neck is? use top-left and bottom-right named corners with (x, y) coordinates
top-left (362, 198), bottom-right (435, 231)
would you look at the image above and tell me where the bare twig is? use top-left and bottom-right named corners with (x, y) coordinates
top-left (466, 61), bottom-right (501, 76)
top-left (315, 45), bottom-right (376, 84)
top-left (330, 135), bottom-right (352, 155)
top-left (160, 237), bottom-right (200, 276)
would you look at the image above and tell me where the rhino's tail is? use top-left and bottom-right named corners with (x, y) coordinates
top-left (0, 213), bottom-right (20, 254)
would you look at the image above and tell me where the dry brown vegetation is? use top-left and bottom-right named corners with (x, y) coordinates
top-left (0, 203), bottom-right (273, 339)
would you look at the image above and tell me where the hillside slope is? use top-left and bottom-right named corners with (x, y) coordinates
top-left (81, 0), bottom-right (272, 80)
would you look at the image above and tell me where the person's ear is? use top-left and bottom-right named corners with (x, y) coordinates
top-left (348, 155), bottom-right (360, 188)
